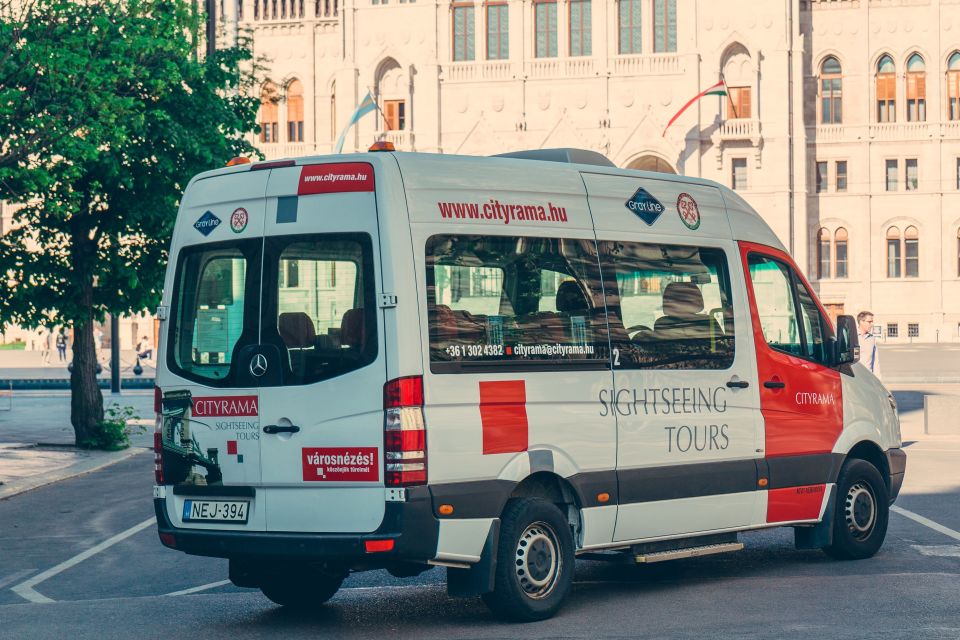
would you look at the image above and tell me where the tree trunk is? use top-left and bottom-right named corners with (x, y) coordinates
top-left (71, 312), bottom-right (104, 446)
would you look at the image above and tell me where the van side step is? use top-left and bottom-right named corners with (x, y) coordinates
top-left (633, 542), bottom-right (743, 563)
top-left (578, 533), bottom-right (742, 564)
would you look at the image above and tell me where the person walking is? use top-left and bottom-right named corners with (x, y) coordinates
top-left (41, 329), bottom-right (52, 365)
top-left (55, 330), bottom-right (68, 362)
top-left (857, 310), bottom-right (881, 379)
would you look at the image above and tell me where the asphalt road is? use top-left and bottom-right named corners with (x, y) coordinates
top-left (2, 440), bottom-right (960, 640)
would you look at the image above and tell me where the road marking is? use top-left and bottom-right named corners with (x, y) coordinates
top-left (166, 580), bottom-right (232, 597)
top-left (10, 517), bottom-right (155, 604)
top-left (912, 545), bottom-right (960, 558)
top-left (0, 569), bottom-right (36, 591)
top-left (892, 505), bottom-right (960, 542)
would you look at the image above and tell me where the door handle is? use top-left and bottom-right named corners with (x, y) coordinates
top-left (263, 424), bottom-right (301, 434)
top-left (726, 379), bottom-right (750, 389)
top-left (763, 380), bottom-right (786, 389)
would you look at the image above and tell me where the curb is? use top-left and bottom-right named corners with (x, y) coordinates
top-left (0, 378), bottom-right (155, 391)
top-left (0, 446), bottom-right (150, 501)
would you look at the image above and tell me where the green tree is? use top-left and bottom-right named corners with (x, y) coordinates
top-left (0, 0), bottom-right (260, 446)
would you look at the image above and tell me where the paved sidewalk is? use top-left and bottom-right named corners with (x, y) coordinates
top-left (0, 349), bottom-right (155, 382)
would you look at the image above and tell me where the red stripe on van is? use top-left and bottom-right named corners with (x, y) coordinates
top-left (298, 163), bottom-right (375, 195)
top-left (479, 381), bottom-right (528, 455)
top-left (766, 484), bottom-right (826, 522)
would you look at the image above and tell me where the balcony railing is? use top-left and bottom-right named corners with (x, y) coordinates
top-left (247, 0), bottom-right (338, 22)
top-left (612, 53), bottom-right (682, 76)
top-left (444, 61), bottom-right (513, 83)
top-left (870, 122), bottom-right (934, 141)
top-left (375, 130), bottom-right (414, 151)
top-left (257, 142), bottom-right (315, 160)
top-left (716, 118), bottom-right (760, 141)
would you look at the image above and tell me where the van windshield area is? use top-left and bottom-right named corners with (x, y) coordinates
top-left (426, 234), bottom-right (609, 370)
top-left (168, 234), bottom-right (377, 387)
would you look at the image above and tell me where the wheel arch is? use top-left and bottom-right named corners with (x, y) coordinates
top-left (844, 440), bottom-right (891, 492)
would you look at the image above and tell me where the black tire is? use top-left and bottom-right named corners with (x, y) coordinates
top-left (481, 497), bottom-right (575, 622)
top-left (260, 573), bottom-right (344, 608)
top-left (823, 458), bottom-right (889, 560)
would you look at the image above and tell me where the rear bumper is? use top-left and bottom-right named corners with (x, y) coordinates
top-left (154, 486), bottom-right (439, 564)
top-left (886, 448), bottom-right (907, 504)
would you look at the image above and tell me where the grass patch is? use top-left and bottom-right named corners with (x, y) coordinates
top-left (0, 342), bottom-right (26, 350)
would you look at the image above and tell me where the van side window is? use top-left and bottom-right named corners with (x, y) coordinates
top-left (426, 235), bottom-right (608, 371)
top-left (747, 254), bottom-right (830, 363)
top-left (600, 242), bottom-right (735, 370)
top-left (263, 234), bottom-right (378, 385)
top-left (168, 240), bottom-right (261, 386)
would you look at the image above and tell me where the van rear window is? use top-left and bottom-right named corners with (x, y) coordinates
top-left (426, 234), bottom-right (609, 371)
top-left (168, 240), bottom-right (261, 387)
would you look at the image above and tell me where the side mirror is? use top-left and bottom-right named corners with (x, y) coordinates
top-left (833, 315), bottom-right (860, 365)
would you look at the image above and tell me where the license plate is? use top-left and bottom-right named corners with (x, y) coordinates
top-left (182, 499), bottom-right (249, 523)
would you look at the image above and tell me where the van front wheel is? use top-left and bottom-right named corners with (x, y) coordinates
top-left (482, 498), bottom-right (575, 622)
top-left (260, 573), bottom-right (344, 608)
top-left (823, 459), bottom-right (889, 560)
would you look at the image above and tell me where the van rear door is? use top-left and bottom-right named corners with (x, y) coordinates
top-left (256, 163), bottom-right (388, 533)
top-left (162, 169), bottom-right (268, 531)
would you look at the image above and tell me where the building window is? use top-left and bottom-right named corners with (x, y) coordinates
top-left (876, 55), bottom-right (896, 123)
top-left (383, 99), bottom-right (405, 131)
top-left (835, 160), bottom-right (847, 192)
top-left (726, 87), bottom-right (751, 119)
top-left (486, 3), bottom-right (509, 60)
top-left (835, 228), bottom-right (848, 279)
top-left (286, 79), bottom-right (304, 143)
top-left (948, 52), bottom-right (960, 121)
top-left (905, 53), bottom-right (926, 122)
top-left (259, 82), bottom-right (279, 143)
top-left (887, 323), bottom-right (899, 338)
top-left (887, 226), bottom-right (901, 277)
top-left (653, 0), bottom-right (676, 53)
top-left (908, 323), bottom-right (919, 338)
top-left (732, 158), bottom-right (748, 190)
top-left (885, 159), bottom-right (898, 191)
top-left (815, 161), bottom-right (828, 193)
top-left (453, 3), bottom-right (475, 62)
top-left (535, 0), bottom-right (558, 58)
top-left (820, 56), bottom-right (842, 124)
top-left (905, 158), bottom-right (918, 191)
top-left (569, 0), bottom-right (591, 57)
top-left (618, 0), bottom-right (642, 55)
top-left (817, 227), bottom-right (831, 278)
top-left (904, 225), bottom-right (919, 278)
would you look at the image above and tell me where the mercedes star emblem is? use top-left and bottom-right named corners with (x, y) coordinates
top-left (249, 353), bottom-right (268, 377)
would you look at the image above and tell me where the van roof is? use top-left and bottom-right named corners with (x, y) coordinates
top-left (183, 151), bottom-right (785, 251)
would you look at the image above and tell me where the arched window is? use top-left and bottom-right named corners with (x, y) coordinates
top-left (906, 54), bottom-right (926, 122)
top-left (723, 44), bottom-right (752, 120)
top-left (287, 79), bottom-right (304, 143)
top-left (886, 226), bottom-right (901, 278)
top-left (820, 56), bottom-right (842, 124)
top-left (817, 228), bottom-right (832, 279)
top-left (948, 52), bottom-right (960, 121)
top-left (876, 55), bottom-right (896, 123)
top-left (835, 227), bottom-right (848, 279)
top-left (259, 82), bottom-right (279, 143)
top-left (904, 225), bottom-right (919, 278)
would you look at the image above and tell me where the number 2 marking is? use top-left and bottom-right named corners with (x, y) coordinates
top-left (613, 348), bottom-right (620, 367)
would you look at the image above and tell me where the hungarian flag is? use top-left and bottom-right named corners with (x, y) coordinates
top-left (662, 80), bottom-right (728, 137)
top-left (334, 91), bottom-right (378, 154)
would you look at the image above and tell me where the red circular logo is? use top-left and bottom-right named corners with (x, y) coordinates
top-left (230, 207), bottom-right (249, 233)
top-left (676, 193), bottom-right (701, 230)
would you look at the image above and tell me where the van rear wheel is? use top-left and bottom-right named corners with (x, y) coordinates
top-left (823, 459), bottom-right (889, 560)
top-left (481, 497), bottom-right (574, 622)
top-left (260, 573), bottom-right (344, 608)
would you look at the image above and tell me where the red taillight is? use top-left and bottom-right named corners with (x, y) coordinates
top-left (159, 532), bottom-right (177, 548)
top-left (364, 539), bottom-right (395, 553)
top-left (154, 386), bottom-right (162, 414)
top-left (384, 375), bottom-right (426, 487)
top-left (384, 375), bottom-right (424, 408)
